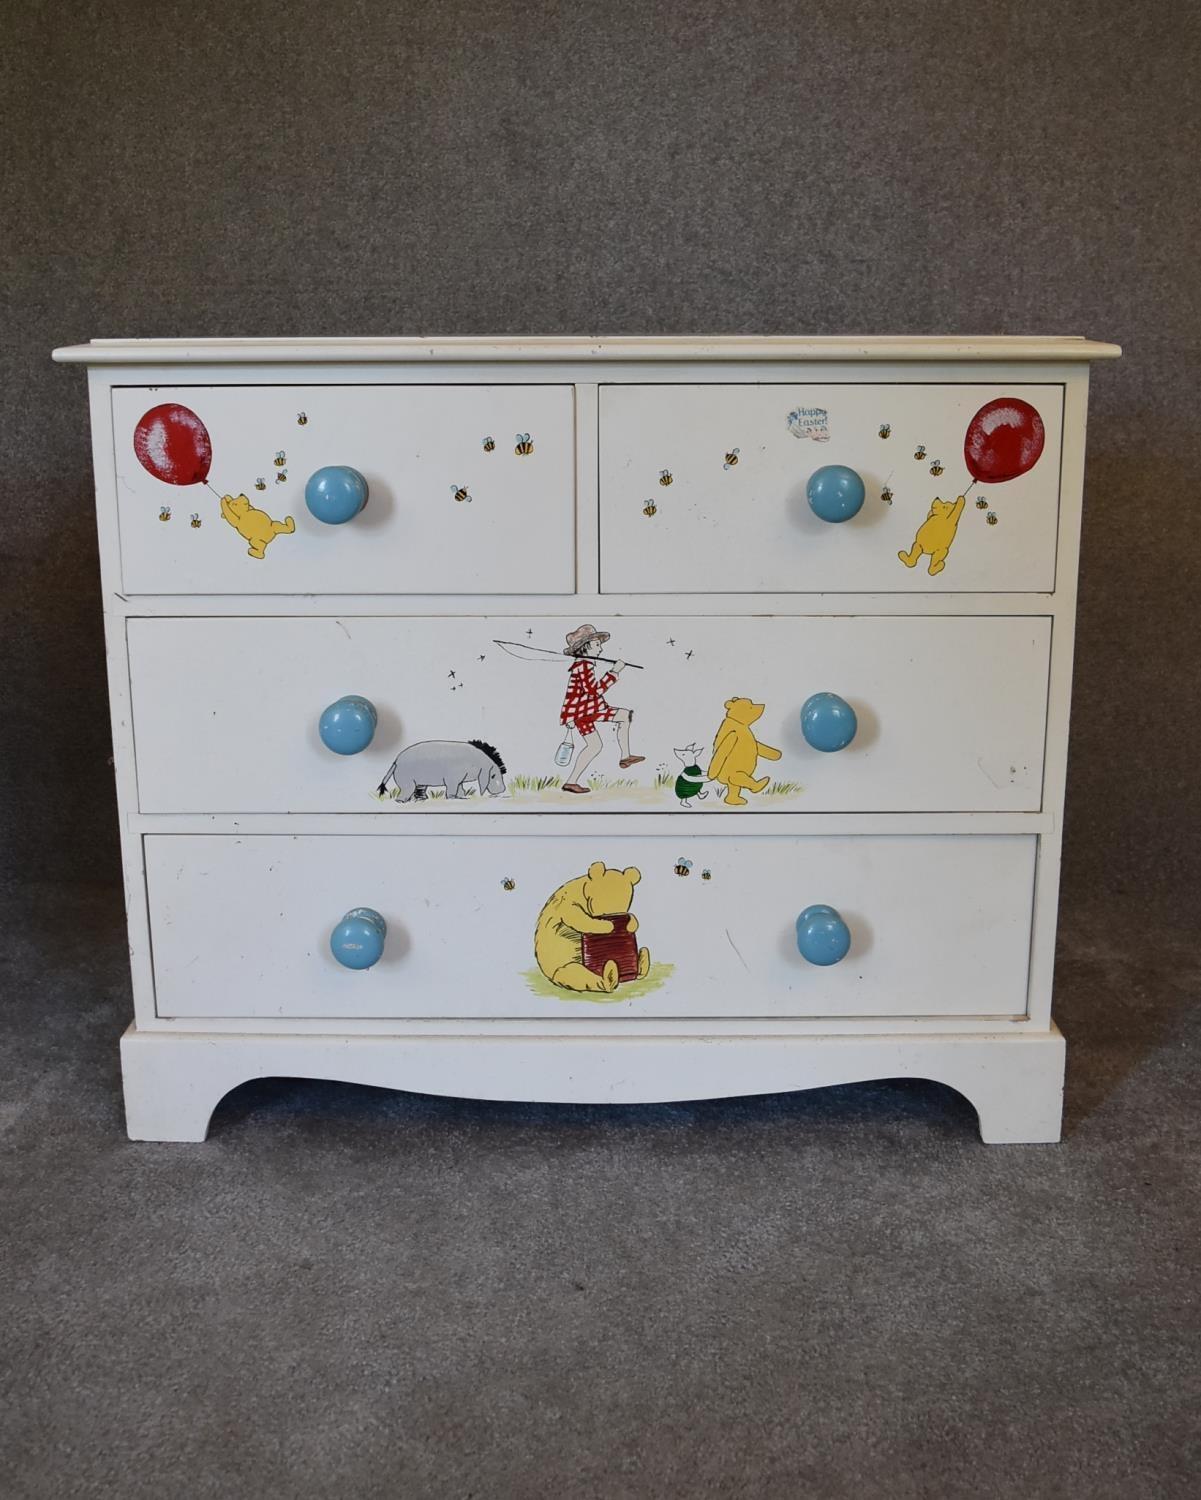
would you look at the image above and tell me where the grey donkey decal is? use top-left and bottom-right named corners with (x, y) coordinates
top-left (376, 739), bottom-right (507, 802)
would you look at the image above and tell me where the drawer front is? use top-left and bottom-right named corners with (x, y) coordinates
top-left (145, 833), bottom-right (1037, 1020)
top-left (128, 614), bottom-right (1050, 814)
top-left (599, 384), bottom-right (1063, 593)
top-left (111, 385), bottom-right (575, 594)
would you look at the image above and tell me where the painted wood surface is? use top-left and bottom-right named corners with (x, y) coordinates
top-left (55, 335), bottom-right (1122, 364)
top-left (57, 345), bottom-right (1113, 1141)
top-left (127, 614), bottom-right (1051, 814)
top-left (600, 384), bottom-right (1063, 593)
top-left (111, 385), bottom-right (576, 594)
top-left (119, 1024), bottom-right (1067, 1143)
top-left (144, 832), bottom-right (1036, 1021)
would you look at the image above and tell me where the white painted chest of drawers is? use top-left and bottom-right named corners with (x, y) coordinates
top-left (54, 335), bottom-right (1120, 1142)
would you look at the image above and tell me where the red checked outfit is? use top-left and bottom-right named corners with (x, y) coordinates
top-left (561, 659), bottom-right (617, 735)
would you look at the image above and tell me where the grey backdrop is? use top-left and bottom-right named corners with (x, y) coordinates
top-left (5, 9), bottom-right (1201, 1495)
top-left (5, 0), bottom-right (1199, 911)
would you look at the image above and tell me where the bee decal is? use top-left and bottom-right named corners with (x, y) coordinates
top-left (879, 423), bottom-right (891, 439)
top-left (674, 857), bottom-right (693, 877)
top-left (514, 433), bottom-right (534, 456)
top-left (482, 435), bottom-right (496, 452)
top-left (254, 477), bottom-right (267, 491)
top-left (274, 451), bottom-right (286, 467)
top-left (451, 484), bottom-right (472, 503)
top-left (723, 448), bottom-right (740, 469)
top-left (189, 513), bottom-right (201, 528)
top-left (501, 877), bottom-right (516, 891)
top-left (929, 459), bottom-right (944, 476)
top-left (986, 511), bottom-right (999, 526)
top-left (975, 497), bottom-right (989, 510)
top-left (914, 444), bottom-right (927, 461)
top-left (659, 469), bottom-right (673, 486)
top-left (297, 412), bottom-right (308, 426)
top-left (158, 506), bottom-right (171, 521)
top-left (276, 470), bottom-right (287, 483)
top-left (700, 868), bottom-right (712, 881)
top-left (643, 498), bottom-right (658, 517)
top-left (881, 486), bottom-right (893, 505)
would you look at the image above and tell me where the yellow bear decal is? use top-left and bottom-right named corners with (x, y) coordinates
top-left (534, 862), bottom-right (650, 994)
top-left (898, 494), bottom-right (965, 576)
top-left (708, 697), bottom-right (782, 806)
top-left (219, 493), bottom-right (295, 559)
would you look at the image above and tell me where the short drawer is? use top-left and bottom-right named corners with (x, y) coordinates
top-left (111, 385), bottom-right (575, 594)
top-left (599, 383), bottom-right (1063, 593)
top-left (128, 614), bottom-right (1050, 814)
top-left (145, 833), bottom-right (1037, 1020)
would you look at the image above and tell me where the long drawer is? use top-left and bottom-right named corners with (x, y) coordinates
top-left (128, 614), bottom-right (1051, 814)
top-left (599, 383), bottom-right (1063, 593)
top-left (145, 833), bottom-right (1038, 1020)
top-left (111, 385), bottom-right (576, 594)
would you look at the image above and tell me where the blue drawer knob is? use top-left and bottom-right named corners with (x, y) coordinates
top-left (318, 695), bottom-right (378, 755)
top-left (796, 904), bottom-right (851, 966)
top-left (330, 907), bottom-right (387, 969)
top-left (806, 464), bottom-right (865, 523)
top-left (800, 691), bottom-right (858, 752)
top-left (305, 465), bottom-right (369, 525)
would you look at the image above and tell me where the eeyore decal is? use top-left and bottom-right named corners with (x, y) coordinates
top-left (375, 739), bottom-right (507, 803)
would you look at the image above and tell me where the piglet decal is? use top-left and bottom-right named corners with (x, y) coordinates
top-left (673, 743), bottom-right (709, 807)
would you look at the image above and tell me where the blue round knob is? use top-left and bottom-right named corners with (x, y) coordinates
top-left (796, 904), bottom-right (851, 966)
top-left (800, 692), bottom-right (858, 752)
top-left (305, 465), bottom-right (369, 525)
top-left (330, 907), bottom-right (387, 969)
top-left (806, 465), bottom-right (865, 523)
top-left (318, 695), bottom-right (378, 755)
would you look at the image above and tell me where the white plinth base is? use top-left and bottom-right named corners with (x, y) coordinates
top-left (119, 1025), bottom-right (1066, 1144)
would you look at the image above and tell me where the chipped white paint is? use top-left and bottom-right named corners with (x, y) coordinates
top-left (143, 832), bottom-right (1038, 1020)
top-left (111, 384), bottom-right (576, 595)
top-left (127, 614), bottom-right (1051, 815)
top-left (600, 383), bottom-right (1064, 593)
top-left (120, 1025), bottom-right (1067, 1144)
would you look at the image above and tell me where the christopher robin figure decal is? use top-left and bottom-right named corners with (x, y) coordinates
top-left (559, 624), bottom-right (644, 794)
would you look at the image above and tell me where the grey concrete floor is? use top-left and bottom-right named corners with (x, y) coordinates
top-left (2, 879), bottom-right (1198, 1499)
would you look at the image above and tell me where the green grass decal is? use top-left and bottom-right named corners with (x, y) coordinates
top-left (521, 962), bottom-right (676, 1002)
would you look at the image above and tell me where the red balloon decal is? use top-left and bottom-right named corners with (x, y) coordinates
top-left (963, 398), bottom-right (1045, 485)
top-left (133, 404), bottom-right (213, 486)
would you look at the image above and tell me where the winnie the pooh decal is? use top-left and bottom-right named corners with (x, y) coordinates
top-left (534, 862), bottom-right (650, 995)
top-left (708, 697), bottom-right (782, 806)
top-left (898, 495), bottom-right (965, 577)
top-left (219, 493), bottom-right (295, 559)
